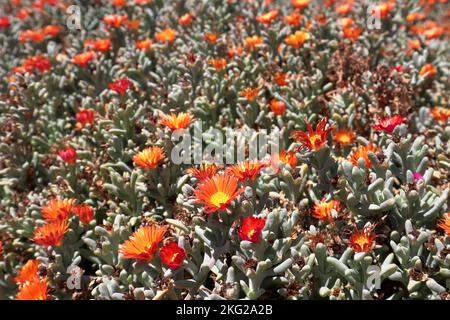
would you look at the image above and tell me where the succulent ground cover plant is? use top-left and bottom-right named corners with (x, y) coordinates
top-left (0, 0), bottom-right (449, 301)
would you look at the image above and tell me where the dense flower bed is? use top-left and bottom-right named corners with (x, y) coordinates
top-left (0, 0), bottom-right (449, 300)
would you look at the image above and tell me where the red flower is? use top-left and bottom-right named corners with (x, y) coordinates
top-left (373, 115), bottom-right (407, 133)
top-left (269, 99), bottom-right (286, 116)
top-left (0, 16), bottom-right (10, 28)
top-left (21, 55), bottom-right (51, 73)
top-left (238, 216), bottom-right (266, 243)
top-left (160, 242), bottom-right (186, 269)
top-left (73, 204), bottom-right (94, 224)
top-left (58, 147), bottom-right (76, 165)
top-left (179, 13), bottom-right (194, 26)
top-left (291, 118), bottom-right (334, 151)
top-left (109, 78), bottom-right (131, 95)
top-left (76, 109), bottom-right (95, 128)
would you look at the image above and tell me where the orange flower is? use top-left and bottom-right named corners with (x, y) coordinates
top-left (208, 58), bottom-right (227, 71)
top-left (335, 3), bottom-right (353, 15)
top-left (228, 47), bottom-right (243, 58)
top-left (226, 160), bottom-right (265, 182)
top-left (314, 14), bottom-right (327, 26)
top-left (373, 115), bottom-right (407, 133)
top-left (16, 278), bottom-right (48, 300)
top-left (338, 17), bottom-right (354, 28)
top-left (238, 216), bottom-right (266, 243)
top-left (19, 30), bottom-right (45, 43)
top-left (187, 163), bottom-right (221, 181)
top-left (269, 99), bottom-right (286, 116)
top-left (179, 13), bottom-right (194, 26)
top-left (159, 112), bottom-right (192, 131)
top-left (239, 87), bottom-right (260, 101)
top-left (419, 63), bottom-right (437, 78)
top-left (135, 39), bottom-right (152, 51)
top-left (437, 214), bottom-right (450, 236)
top-left (291, 0), bottom-right (310, 10)
top-left (14, 259), bottom-right (40, 285)
top-left (430, 107), bottom-right (450, 123)
top-left (58, 147), bottom-right (77, 165)
top-left (343, 26), bottom-right (362, 41)
top-left (160, 242), bottom-right (186, 269)
top-left (291, 118), bottom-right (334, 151)
top-left (93, 39), bottom-right (111, 52)
top-left (133, 146), bottom-right (165, 169)
top-left (102, 14), bottom-right (127, 27)
top-left (42, 25), bottom-right (60, 37)
top-left (372, 2), bottom-right (394, 19)
top-left (0, 240), bottom-right (3, 256)
top-left (424, 26), bottom-right (444, 40)
top-left (349, 226), bottom-right (376, 252)
top-left (76, 109), bottom-right (95, 129)
top-left (41, 198), bottom-right (75, 221)
top-left (120, 224), bottom-right (168, 261)
top-left (112, 0), bottom-right (126, 7)
top-left (156, 28), bottom-right (177, 43)
top-left (285, 31), bottom-right (310, 48)
top-left (125, 19), bottom-right (140, 29)
top-left (204, 33), bottom-right (219, 44)
top-left (16, 9), bottom-right (30, 21)
top-left (408, 39), bottom-right (421, 51)
top-left (274, 72), bottom-right (288, 86)
top-left (406, 12), bottom-right (426, 22)
top-left (270, 150), bottom-right (298, 172)
top-left (312, 199), bottom-right (341, 221)
top-left (349, 144), bottom-right (380, 168)
top-left (33, 220), bottom-right (69, 247)
top-left (256, 10), bottom-right (279, 24)
top-left (333, 129), bottom-right (355, 145)
top-left (72, 51), bottom-right (96, 67)
top-left (244, 35), bottom-right (264, 48)
top-left (73, 204), bottom-right (94, 224)
top-left (193, 175), bottom-right (245, 213)
top-left (284, 12), bottom-right (302, 26)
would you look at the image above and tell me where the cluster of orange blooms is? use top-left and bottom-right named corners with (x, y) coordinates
top-left (1, 0), bottom-right (449, 301)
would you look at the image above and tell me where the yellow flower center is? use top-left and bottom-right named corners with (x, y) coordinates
top-left (171, 252), bottom-right (179, 262)
top-left (248, 229), bottom-right (256, 238)
top-left (309, 134), bottom-right (322, 147)
top-left (210, 191), bottom-right (230, 207)
top-left (354, 236), bottom-right (369, 248)
top-left (338, 134), bottom-right (351, 144)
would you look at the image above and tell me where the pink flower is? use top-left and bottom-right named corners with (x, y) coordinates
top-left (373, 115), bottom-right (407, 133)
top-left (413, 172), bottom-right (424, 181)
